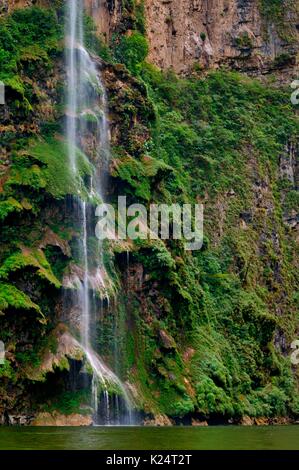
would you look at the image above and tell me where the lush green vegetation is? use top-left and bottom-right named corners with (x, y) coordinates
top-left (0, 7), bottom-right (62, 95)
top-left (0, 3), bottom-right (298, 423)
top-left (110, 43), bottom-right (299, 418)
top-left (0, 282), bottom-right (42, 317)
top-left (28, 138), bottom-right (93, 198)
top-left (114, 32), bottom-right (149, 75)
top-left (0, 7), bottom-right (68, 399)
top-left (259, 0), bottom-right (297, 42)
top-left (42, 390), bottom-right (91, 416)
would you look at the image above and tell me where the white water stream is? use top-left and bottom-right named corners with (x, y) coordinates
top-left (65, 0), bottom-right (132, 425)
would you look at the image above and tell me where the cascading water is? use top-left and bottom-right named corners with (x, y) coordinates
top-left (65, 0), bottom-right (133, 425)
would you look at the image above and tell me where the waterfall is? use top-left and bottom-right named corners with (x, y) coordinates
top-left (65, 0), bottom-right (133, 425)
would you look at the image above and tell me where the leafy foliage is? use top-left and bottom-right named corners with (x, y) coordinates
top-left (114, 32), bottom-right (149, 75)
top-left (0, 3), bottom-right (298, 422)
top-left (27, 138), bottom-right (93, 199)
top-left (0, 7), bottom-right (62, 84)
top-left (0, 248), bottom-right (61, 288)
top-left (0, 282), bottom-right (43, 318)
top-left (120, 64), bottom-right (299, 419)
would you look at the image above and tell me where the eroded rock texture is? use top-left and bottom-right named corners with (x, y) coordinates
top-left (1, 0), bottom-right (298, 425)
top-left (3, 0), bottom-right (298, 75)
top-left (144, 0), bottom-right (298, 74)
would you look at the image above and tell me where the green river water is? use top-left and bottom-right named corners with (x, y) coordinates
top-left (0, 426), bottom-right (298, 450)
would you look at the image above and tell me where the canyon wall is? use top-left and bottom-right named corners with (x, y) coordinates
top-left (2, 1), bottom-right (298, 75)
top-left (0, 0), bottom-right (298, 425)
top-left (144, 0), bottom-right (299, 73)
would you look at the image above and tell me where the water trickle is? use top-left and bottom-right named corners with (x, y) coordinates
top-left (92, 373), bottom-right (98, 415)
top-left (104, 390), bottom-right (110, 424)
top-left (81, 200), bottom-right (90, 350)
top-left (65, 0), bottom-right (133, 425)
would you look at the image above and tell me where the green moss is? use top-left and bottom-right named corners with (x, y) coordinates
top-left (0, 360), bottom-right (17, 382)
top-left (160, 392), bottom-right (195, 418)
top-left (259, 0), bottom-right (297, 42)
top-left (0, 248), bottom-right (61, 288)
top-left (118, 65), bottom-right (299, 420)
top-left (0, 3), bottom-right (298, 421)
top-left (234, 32), bottom-right (253, 50)
top-left (0, 282), bottom-right (43, 318)
top-left (26, 137), bottom-right (93, 199)
top-left (0, 198), bottom-right (23, 221)
top-left (112, 154), bottom-right (172, 200)
top-left (141, 66), bottom-right (298, 197)
top-left (42, 390), bottom-right (91, 416)
top-left (284, 190), bottom-right (299, 212)
top-left (196, 377), bottom-right (234, 415)
top-left (15, 349), bottom-right (42, 370)
top-left (6, 161), bottom-right (47, 192)
top-left (135, 0), bottom-right (146, 35)
top-left (273, 52), bottom-right (295, 68)
top-left (113, 32), bottom-right (149, 75)
top-left (0, 7), bottom-right (62, 104)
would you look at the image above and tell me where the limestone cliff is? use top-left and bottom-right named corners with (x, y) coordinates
top-left (144, 0), bottom-right (299, 74)
top-left (0, 0), bottom-right (298, 425)
top-left (84, 0), bottom-right (299, 76)
top-left (0, 0), bottom-right (47, 13)
top-left (3, 1), bottom-right (298, 75)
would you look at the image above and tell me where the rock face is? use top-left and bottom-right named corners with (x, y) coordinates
top-left (25, 326), bottom-right (84, 381)
top-left (31, 412), bottom-right (92, 426)
top-left (1, 0), bottom-right (298, 426)
top-left (144, 0), bottom-right (298, 74)
top-left (191, 418), bottom-right (209, 426)
top-left (84, 0), bottom-right (122, 39)
top-left (0, 414), bottom-right (34, 425)
top-left (0, 0), bottom-right (49, 14)
top-left (240, 415), bottom-right (254, 426)
top-left (87, 0), bottom-right (299, 76)
top-left (279, 143), bottom-right (299, 240)
top-left (4, 1), bottom-right (298, 75)
top-left (144, 414), bottom-right (174, 426)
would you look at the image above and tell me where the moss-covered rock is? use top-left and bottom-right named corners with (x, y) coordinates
top-left (0, 3), bottom-right (298, 424)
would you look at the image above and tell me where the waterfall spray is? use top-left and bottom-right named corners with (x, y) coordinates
top-left (65, 0), bottom-right (133, 425)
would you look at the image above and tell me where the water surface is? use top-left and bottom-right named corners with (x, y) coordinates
top-left (0, 426), bottom-right (298, 450)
